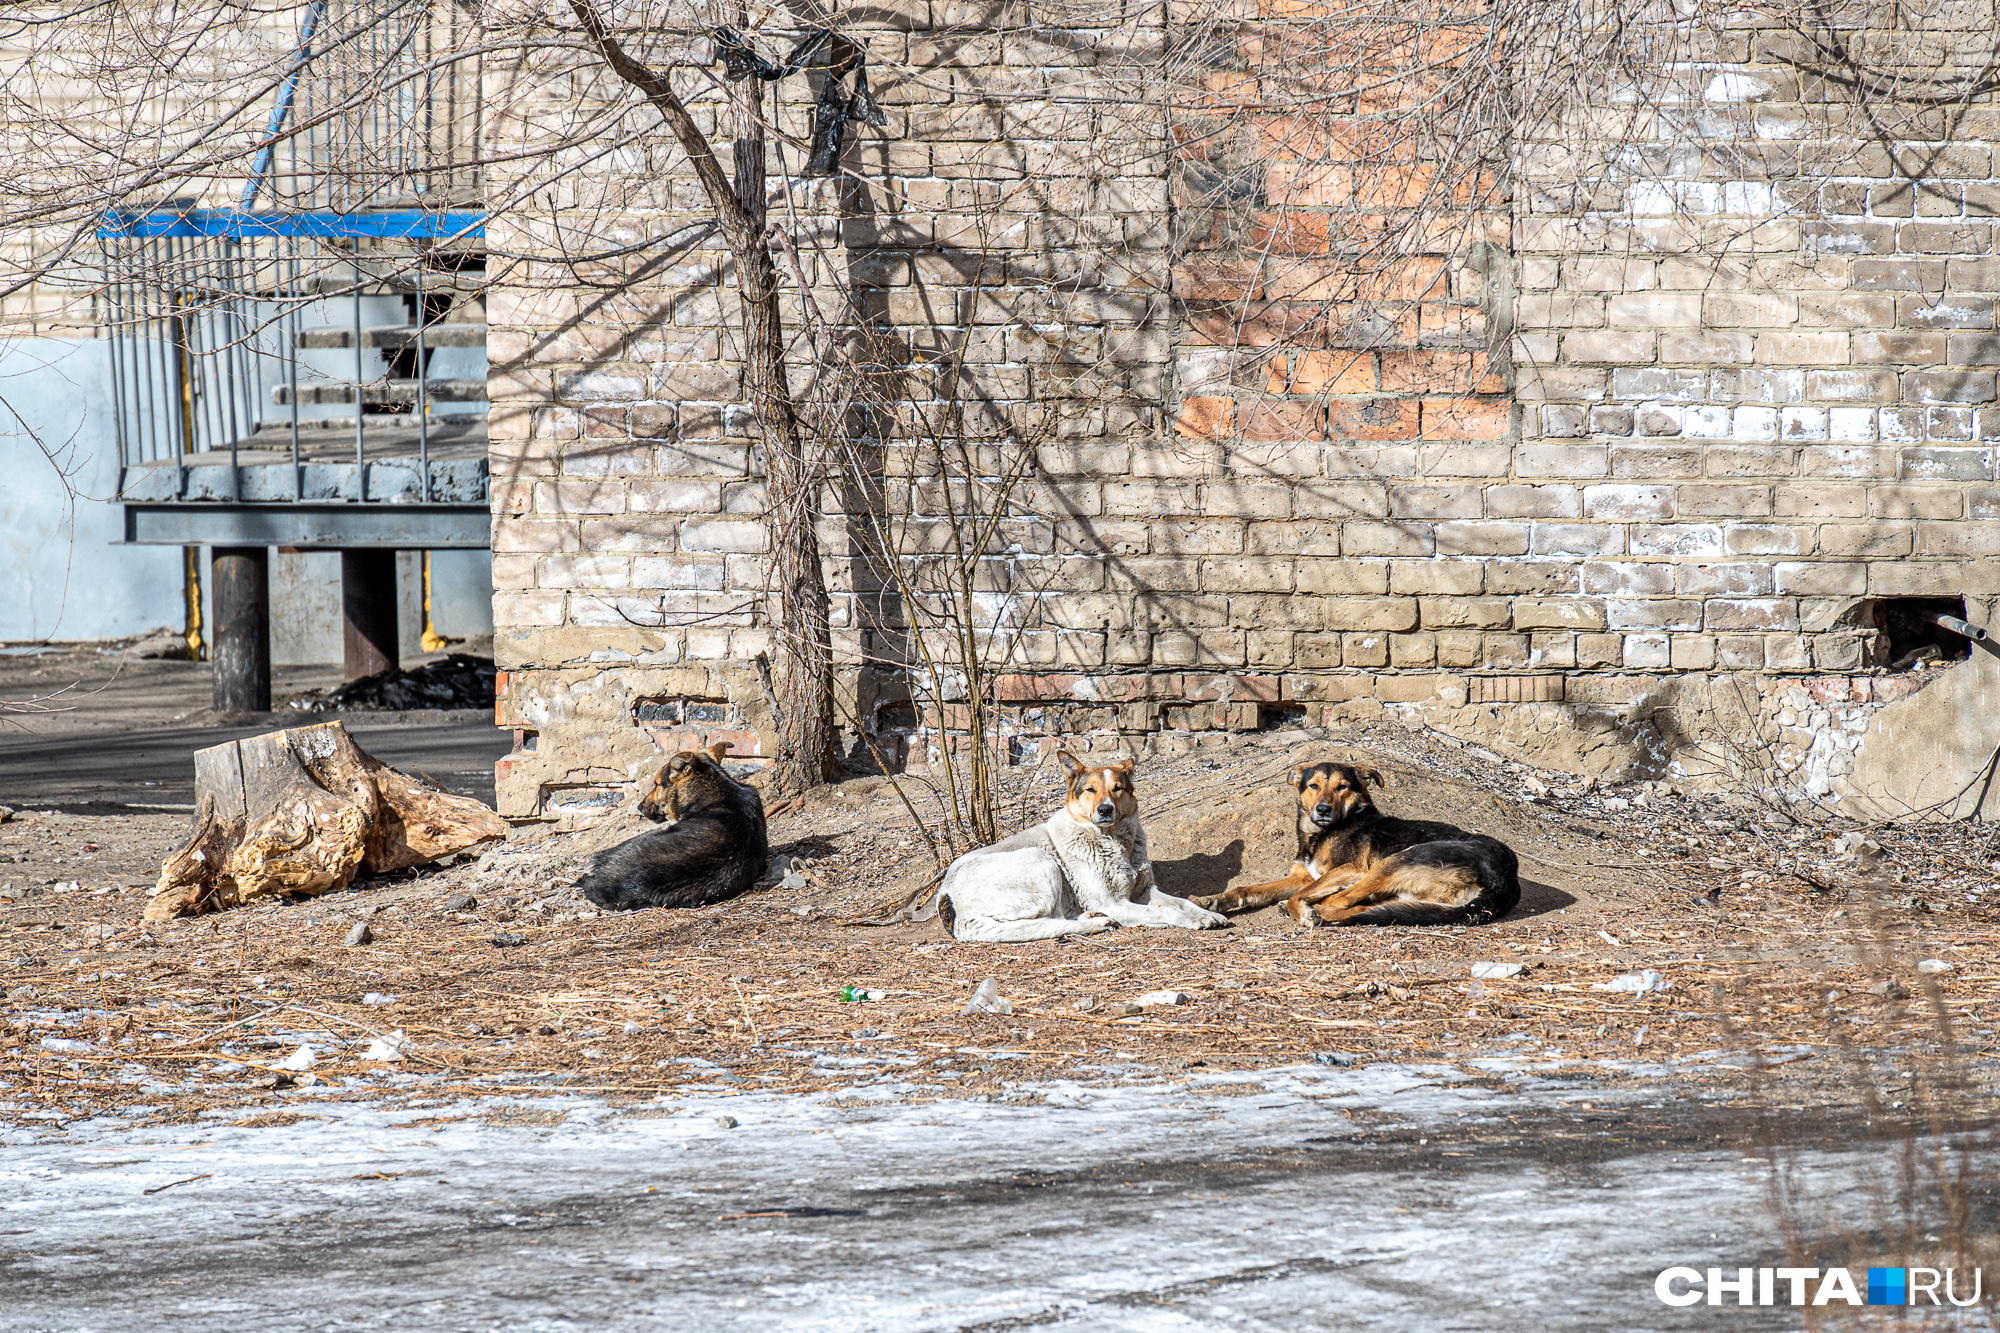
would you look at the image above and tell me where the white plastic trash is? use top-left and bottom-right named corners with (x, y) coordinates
top-left (362, 992), bottom-right (395, 1006)
top-left (963, 979), bottom-right (1012, 1015)
top-left (39, 1037), bottom-right (90, 1054)
top-left (1594, 969), bottom-right (1671, 994)
top-left (1916, 959), bottom-right (1954, 975)
top-left (1469, 962), bottom-right (1524, 979)
top-left (360, 1029), bottom-right (408, 1061)
top-left (1135, 990), bottom-right (1190, 1007)
top-left (275, 1044), bottom-right (316, 1071)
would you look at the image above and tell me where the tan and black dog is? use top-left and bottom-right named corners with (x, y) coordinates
top-left (1191, 761), bottom-right (1519, 926)
top-left (578, 743), bottom-right (768, 911)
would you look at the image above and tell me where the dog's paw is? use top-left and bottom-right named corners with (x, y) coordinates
top-left (1196, 908), bottom-right (1230, 929)
top-left (1078, 913), bottom-right (1116, 933)
top-left (1187, 893), bottom-right (1227, 912)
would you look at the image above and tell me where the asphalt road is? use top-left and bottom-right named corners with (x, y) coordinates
top-left (1, 1058), bottom-right (1951, 1332)
top-left (0, 713), bottom-right (511, 807)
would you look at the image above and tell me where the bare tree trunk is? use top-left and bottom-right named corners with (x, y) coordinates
top-left (569, 0), bottom-right (841, 791)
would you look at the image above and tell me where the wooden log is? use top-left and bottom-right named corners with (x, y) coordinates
top-left (147, 721), bottom-right (507, 920)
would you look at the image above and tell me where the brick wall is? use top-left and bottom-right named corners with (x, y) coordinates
top-left (487, 5), bottom-right (2000, 815)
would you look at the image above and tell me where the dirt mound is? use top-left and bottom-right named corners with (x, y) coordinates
top-left (283, 654), bottom-right (496, 713)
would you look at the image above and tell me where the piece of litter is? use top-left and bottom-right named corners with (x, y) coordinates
top-left (362, 992), bottom-right (395, 1006)
top-left (778, 872), bottom-right (808, 892)
top-left (962, 978), bottom-right (1012, 1015)
top-left (1916, 958), bottom-right (1953, 975)
top-left (1135, 990), bottom-right (1190, 1007)
top-left (1073, 997), bottom-right (1098, 1012)
top-left (343, 922), bottom-right (372, 947)
top-left (1469, 961), bottom-right (1524, 979)
top-left (1866, 979), bottom-right (1909, 999)
top-left (360, 1029), bottom-right (407, 1061)
top-left (1314, 1051), bottom-right (1357, 1067)
top-left (274, 1044), bottom-right (315, 1071)
top-left (1593, 970), bottom-right (1670, 994)
top-left (491, 932), bottom-right (528, 948)
top-left (623, 1021), bottom-right (642, 1035)
top-left (1598, 930), bottom-right (1622, 947)
top-left (39, 1037), bottom-right (90, 1054)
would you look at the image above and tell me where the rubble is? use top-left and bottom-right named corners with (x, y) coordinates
top-left (282, 654), bottom-right (496, 713)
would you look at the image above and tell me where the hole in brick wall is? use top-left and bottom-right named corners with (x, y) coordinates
top-left (1257, 703), bottom-right (1309, 731)
top-left (1861, 597), bottom-right (1971, 671)
top-left (874, 703), bottom-right (919, 732)
top-left (513, 729), bottom-right (537, 753)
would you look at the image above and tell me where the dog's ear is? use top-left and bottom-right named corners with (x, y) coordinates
top-left (1111, 753), bottom-right (1136, 777)
top-left (706, 741), bottom-right (734, 762)
top-left (1357, 766), bottom-right (1386, 789)
top-left (1054, 749), bottom-right (1085, 779)
top-left (1289, 764), bottom-right (1309, 789)
top-left (666, 753), bottom-right (694, 777)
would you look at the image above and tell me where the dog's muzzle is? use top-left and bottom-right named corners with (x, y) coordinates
top-left (1094, 802), bottom-right (1118, 824)
top-left (1309, 804), bottom-right (1338, 827)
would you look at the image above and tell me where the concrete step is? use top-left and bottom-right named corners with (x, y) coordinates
top-left (297, 323), bottom-right (487, 350)
top-left (273, 378), bottom-right (488, 405)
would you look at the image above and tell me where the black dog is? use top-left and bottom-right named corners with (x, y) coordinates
top-left (578, 744), bottom-right (768, 911)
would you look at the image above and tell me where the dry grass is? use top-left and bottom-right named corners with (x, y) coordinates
top-left (5, 718), bottom-right (1999, 1128)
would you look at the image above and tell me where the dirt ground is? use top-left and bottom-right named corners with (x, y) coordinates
top-left (5, 653), bottom-right (1998, 1129)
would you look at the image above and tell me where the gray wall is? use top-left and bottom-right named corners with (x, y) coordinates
top-left (0, 336), bottom-right (183, 640)
top-left (265, 548), bottom-right (493, 665)
top-left (1, 334), bottom-right (493, 659)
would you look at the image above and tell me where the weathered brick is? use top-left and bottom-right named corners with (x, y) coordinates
top-left (1389, 560), bottom-right (1483, 595)
top-left (1511, 598), bottom-right (1606, 630)
top-left (1583, 562), bottom-right (1674, 596)
top-left (1531, 523), bottom-right (1624, 556)
top-left (1321, 598), bottom-right (1420, 632)
top-left (1869, 486), bottom-right (1965, 519)
top-left (1607, 598), bottom-right (1703, 630)
top-left (1583, 484), bottom-right (1674, 520)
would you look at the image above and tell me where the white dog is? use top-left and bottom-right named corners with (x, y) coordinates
top-left (929, 751), bottom-right (1228, 942)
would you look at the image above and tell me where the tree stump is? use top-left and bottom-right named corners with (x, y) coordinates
top-left (146, 721), bottom-right (508, 920)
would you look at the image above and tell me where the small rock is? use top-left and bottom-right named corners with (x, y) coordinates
top-left (789, 904), bottom-right (814, 918)
top-left (1833, 832), bottom-right (1883, 864)
top-left (1115, 1002), bottom-right (1145, 1017)
top-left (1601, 797), bottom-right (1631, 812)
top-left (444, 894), bottom-right (478, 912)
top-left (1073, 997), bottom-right (1098, 1012)
top-left (491, 932), bottom-right (528, 948)
top-left (1135, 990), bottom-right (1190, 1007)
top-left (778, 872), bottom-right (809, 892)
top-left (623, 1021), bottom-right (643, 1035)
top-left (344, 922), bottom-right (372, 947)
top-left (1866, 980), bottom-right (1909, 1000)
top-left (583, 1047), bottom-right (607, 1060)
top-left (1313, 1052), bottom-right (1357, 1067)
top-left (1469, 961), bottom-right (1524, 980)
top-left (1217, 978), bottom-right (1245, 991)
top-left (1916, 958), bottom-right (1954, 975)
top-left (713, 1115), bottom-right (739, 1129)
top-left (0, 806), bottom-right (12, 824)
